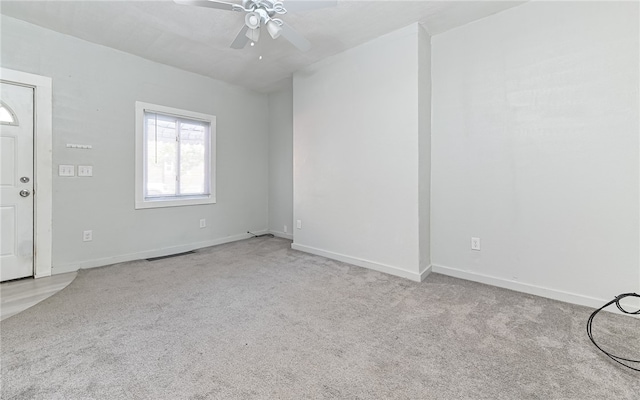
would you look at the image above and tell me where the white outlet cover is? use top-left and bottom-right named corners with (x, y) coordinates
top-left (296, 220), bottom-right (302, 229)
top-left (83, 230), bottom-right (93, 242)
top-left (78, 165), bottom-right (93, 177)
top-left (471, 237), bottom-right (481, 251)
top-left (59, 164), bottom-right (75, 177)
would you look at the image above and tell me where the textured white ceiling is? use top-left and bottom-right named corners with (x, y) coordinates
top-left (1, 0), bottom-right (526, 92)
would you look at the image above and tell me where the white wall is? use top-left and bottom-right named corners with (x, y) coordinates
top-left (293, 24), bottom-right (430, 281)
top-left (268, 86), bottom-right (294, 239)
top-left (431, 1), bottom-right (640, 307)
top-left (1, 16), bottom-right (270, 273)
top-left (418, 25), bottom-right (431, 276)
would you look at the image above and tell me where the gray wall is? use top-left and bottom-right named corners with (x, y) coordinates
top-left (268, 86), bottom-right (293, 239)
top-left (292, 24), bottom-right (428, 281)
top-left (1, 16), bottom-right (270, 273)
top-left (431, 1), bottom-right (639, 307)
top-left (418, 25), bottom-right (431, 277)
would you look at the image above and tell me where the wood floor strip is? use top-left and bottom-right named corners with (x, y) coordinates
top-left (0, 272), bottom-right (77, 321)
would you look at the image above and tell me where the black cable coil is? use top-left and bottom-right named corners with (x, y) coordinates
top-left (587, 293), bottom-right (640, 372)
top-left (247, 231), bottom-right (275, 238)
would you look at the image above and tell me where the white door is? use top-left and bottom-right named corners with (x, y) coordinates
top-left (0, 82), bottom-right (34, 281)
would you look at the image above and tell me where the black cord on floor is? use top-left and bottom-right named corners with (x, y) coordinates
top-left (247, 231), bottom-right (274, 238)
top-left (587, 292), bottom-right (640, 371)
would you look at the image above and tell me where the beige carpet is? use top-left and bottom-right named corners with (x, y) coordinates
top-left (1, 237), bottom-right (638, 399)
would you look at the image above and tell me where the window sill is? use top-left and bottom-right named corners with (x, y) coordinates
top-left (135, 195), bottom-right (216, 210)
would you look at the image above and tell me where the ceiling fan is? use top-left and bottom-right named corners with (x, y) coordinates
top-left (174, 0), bottom-right (336, 52)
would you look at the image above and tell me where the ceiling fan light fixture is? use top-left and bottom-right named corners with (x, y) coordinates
top-left (266, 19), bottom-right (282, 39)
top-left (245, 12), bottom-right (260, 29)
top-left (177, 0), bottom-right (329, 52)
top-left (245, 27), bottom-right (260, 42)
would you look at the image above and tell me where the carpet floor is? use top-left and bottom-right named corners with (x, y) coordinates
top-left (1, 237), bottom-right (638, 399)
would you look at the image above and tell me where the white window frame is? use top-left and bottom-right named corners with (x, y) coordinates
top-left (135, 101), bottom-right (216, 209)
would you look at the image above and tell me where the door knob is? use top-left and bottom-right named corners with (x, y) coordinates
top-left (19, 189), bottom-right (30, 197)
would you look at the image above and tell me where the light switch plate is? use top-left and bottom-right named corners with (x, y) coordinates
top-left (78, 165), bottom-right (93, 177)
top-left (59, 165), bottom-right (75, 177)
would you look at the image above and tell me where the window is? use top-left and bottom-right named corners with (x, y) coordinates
top-left (0, 101), bottom-right (18, 125)
top-left (135, 102), bottom-right (216, 209)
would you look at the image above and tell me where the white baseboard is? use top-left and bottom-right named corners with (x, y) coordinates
top-left (431, 264), bottom-right (639, 317)
top-left (291, 243), bottom-right (425, 282)
top-left (419, 264), bottom-right (432, 281)
top-left (52, 232), bottom-right (258, 275)
top-left (269, 230), bottom-right (293, 240)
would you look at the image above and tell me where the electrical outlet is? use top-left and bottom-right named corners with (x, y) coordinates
top-left (283, 225), bottom-right (287, 233)
top-left (471, 237), bottom-right (480, 251)
top-left (83, 230), bottom-right (93, 242)
top-left (199, 219), bottom-right (206, 228)
top-left (296, 220), bottom-right (302, 229)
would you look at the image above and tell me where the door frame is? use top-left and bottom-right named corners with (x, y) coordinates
top-left (1, 68), bottom-right (52, 278)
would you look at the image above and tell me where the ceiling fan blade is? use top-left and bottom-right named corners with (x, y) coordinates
top-left (279, 21), bottom-right (311, 52)
top-left (174, 0), bottom-right (242, 12)
top-left (282, 0), bottom-right (337, 13)
top-left (230, 25), bottom-right (251, 49)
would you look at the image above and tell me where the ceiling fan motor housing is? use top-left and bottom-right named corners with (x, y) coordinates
top-left (242, 0), bottom-right (285, 17)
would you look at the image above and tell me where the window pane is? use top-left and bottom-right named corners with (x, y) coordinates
top-left (136, 102), bottom-right (216, 209)
top-left (145, 115), bottom-right (177, 197)
top-left (179, 122), bottom-right (207, 195)
top-left (0, 102), bottom-right (17, 125)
